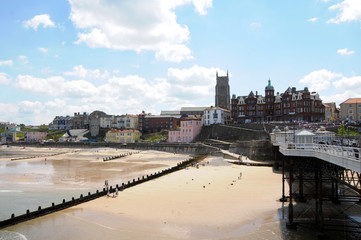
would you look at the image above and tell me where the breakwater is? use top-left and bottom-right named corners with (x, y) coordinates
top-left (103, 151), bottom-right (140, 161)
top-left (0, 155), bottom-right (205, 229)
top-left (11, 151), bottom-right (67, 161)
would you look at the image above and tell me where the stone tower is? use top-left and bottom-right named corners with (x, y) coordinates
top-left (215, 71), bottom-right (230, 110)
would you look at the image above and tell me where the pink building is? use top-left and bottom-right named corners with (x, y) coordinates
top-left (168, 117), bottom-right (203, 143)
top-left (26, 131), bottom-right (48, 142)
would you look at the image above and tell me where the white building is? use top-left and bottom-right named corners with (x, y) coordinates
top-left (203, 106), bottom-right (231, 126)
top-left (100, 114), bottom-right (138, 129)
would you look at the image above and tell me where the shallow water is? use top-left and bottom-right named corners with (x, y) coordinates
top-left (0, 147), bottom-right (180, 221)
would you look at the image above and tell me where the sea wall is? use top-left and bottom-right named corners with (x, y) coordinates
top-left (196, 124), bottom-right (270, 142)
top-left (229, 140), bottom-right (273, 160)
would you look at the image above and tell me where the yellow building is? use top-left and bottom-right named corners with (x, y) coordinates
top-left (340, 98), bottom-right (361, 123)
top-left (105, 129), bottom-right (141, 143)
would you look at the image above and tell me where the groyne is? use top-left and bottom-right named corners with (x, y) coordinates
top-left (0, 155), bottom-right (206, 229)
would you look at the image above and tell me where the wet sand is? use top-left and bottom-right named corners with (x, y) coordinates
top-left (1, 151), bottom-right (306, 240)
top-left (0, 146), bottom-right (190, 221)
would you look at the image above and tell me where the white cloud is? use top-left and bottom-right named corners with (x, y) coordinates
top-left (19, 55), bottom-right (29, 65)
top-left (333, 75), bottom-right (361, 90)
top-left (38, 48), bottom-right (48, 53)
top-left (12, 64), bottom-right (223, 124)
top-left (191, 0), bottom-right (213, 15)
top-left (0, 60), bottom-right (13, 66)
top-left (327, 0), bottom-right (361, 24)
top-left (63, 65), bottom-right (110, 80)
top-left (23, 14), bottom-right (55, 30)
top-left (167, 65), bottom-right (225, 99)
top-left (299, 69), bottom-right (343, 92)
top-left (0, 103), bottom-right (19, 123)
top-left (250, 22), bottom-right (262, 28)
top-left (69, 0), bottom-right (212, 62)
top-left (15, 75), bottom-right (65, 95)
top-left (300, 69), bottom-right (361, 106)
top-left (0, 72), bottom-right (11, 85)
top-left (337, 48), bottom-right (355, 55)
top-left (307, 17), bottom-right (318, 22)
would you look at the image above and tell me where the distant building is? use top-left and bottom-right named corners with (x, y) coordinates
top-left (0, 132), bottom-right (16, 143)
top-left (0, 122), bottom-right (9, 127)
top-left (203, 106), bottom-right (231, 126)
top-left (59, 129), bottom-right (89, 142)
top-left (161, 110), bottom-right (181, 116)
top-left (231, 80), bottom-right (324, 123)
top-left (5, 124), bottom-right (20, 132)
top-left (89, 111), bottom-right (108, 137)
top-left (105, 129), bottom-right (141, 143)
top-left (180, 107), bottom-right (207, 116)
top-left (340, 98), bottom-right (361, 123)
top-left (168, 116), bottom-right (203, 143)
top-left (323, 102), bottom-right (339, 123)
top-left (215, 71), bottom-right (230, 110)
top-left (48, 116), bottom-right (73, 130)
top-left (72, 112), bottom-right (89, 129)
top-left (25, 131), bottom-right (47, 142)
top-left (100, 114), bottom-right (138, 130)
top-left (138, 111), bottom-right (180, 133)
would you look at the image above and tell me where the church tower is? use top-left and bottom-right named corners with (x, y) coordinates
top-left (215, 71), bottom-right (230, 110)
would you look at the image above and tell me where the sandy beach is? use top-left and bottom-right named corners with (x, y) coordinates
top-left (1, 146), bottom-right (322, 239)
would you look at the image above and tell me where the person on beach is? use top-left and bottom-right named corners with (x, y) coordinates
top-left (116, 187), bottom-right (118, 196)
top-left (105, 180), bottom-right (109, 189)
top-left (107, 190), bottom-right (110, 197)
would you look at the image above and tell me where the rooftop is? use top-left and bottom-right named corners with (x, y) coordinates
top-left (341, 98), bottom-right (361, 105)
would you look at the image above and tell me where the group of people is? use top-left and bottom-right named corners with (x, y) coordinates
top-left (105, 179), bottom-right (119, 198)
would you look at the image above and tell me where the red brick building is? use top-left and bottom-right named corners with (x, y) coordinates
top-left (231, 80), bottom-right (325, 123)
top-left (138, 111), bottom-right (180, 133)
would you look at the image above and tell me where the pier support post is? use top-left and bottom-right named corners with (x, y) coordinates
top-left (315, 168), bottom-right (324, 233)
top-left (287, 159), bottom-right (296, 229)
top-left (280, 156), bottom-right (287, 202)
top-left (297, 168), bottom-right (306, 202)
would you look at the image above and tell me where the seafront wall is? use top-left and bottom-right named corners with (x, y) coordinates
top-left (0, 156), bottom-right (205, 229)
top-left (229, 140), bottom-right (273, 160)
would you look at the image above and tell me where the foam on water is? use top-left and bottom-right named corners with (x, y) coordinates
top-left (0, 231), bottom-right (27, 240)
top-left (0, 190), bottom-right (23, 193)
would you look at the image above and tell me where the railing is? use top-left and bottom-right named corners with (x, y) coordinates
top-left (312, 144), bottom-right (360, 161)
top-left (278, 141), bottom-right (360, 162)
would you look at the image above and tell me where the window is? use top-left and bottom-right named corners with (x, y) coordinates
top-left (349, 104), bottom-right (352, 108)
top-left (349, 109), bottom-right (353, 114)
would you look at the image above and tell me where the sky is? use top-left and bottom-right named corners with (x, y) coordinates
top-left (0, 0), bottom-right (360, 125)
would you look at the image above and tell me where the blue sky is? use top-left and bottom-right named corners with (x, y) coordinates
top-left (0, 0), bottom-right (360, 125)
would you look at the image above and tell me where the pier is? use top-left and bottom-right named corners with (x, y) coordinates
top-left (271, 129), bottom-right (361, 234)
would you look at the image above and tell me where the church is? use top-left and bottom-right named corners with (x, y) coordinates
top-left (215, 71), bottom-right (230, 110)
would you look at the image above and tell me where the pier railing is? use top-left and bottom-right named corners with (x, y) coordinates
top-left (277, 141), bottom-right (361, 172)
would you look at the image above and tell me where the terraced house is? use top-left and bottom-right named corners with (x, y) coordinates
top-left (105, 129), bottom-right (141, 143)
top-left (231, 80), bottom-right (324, 123)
